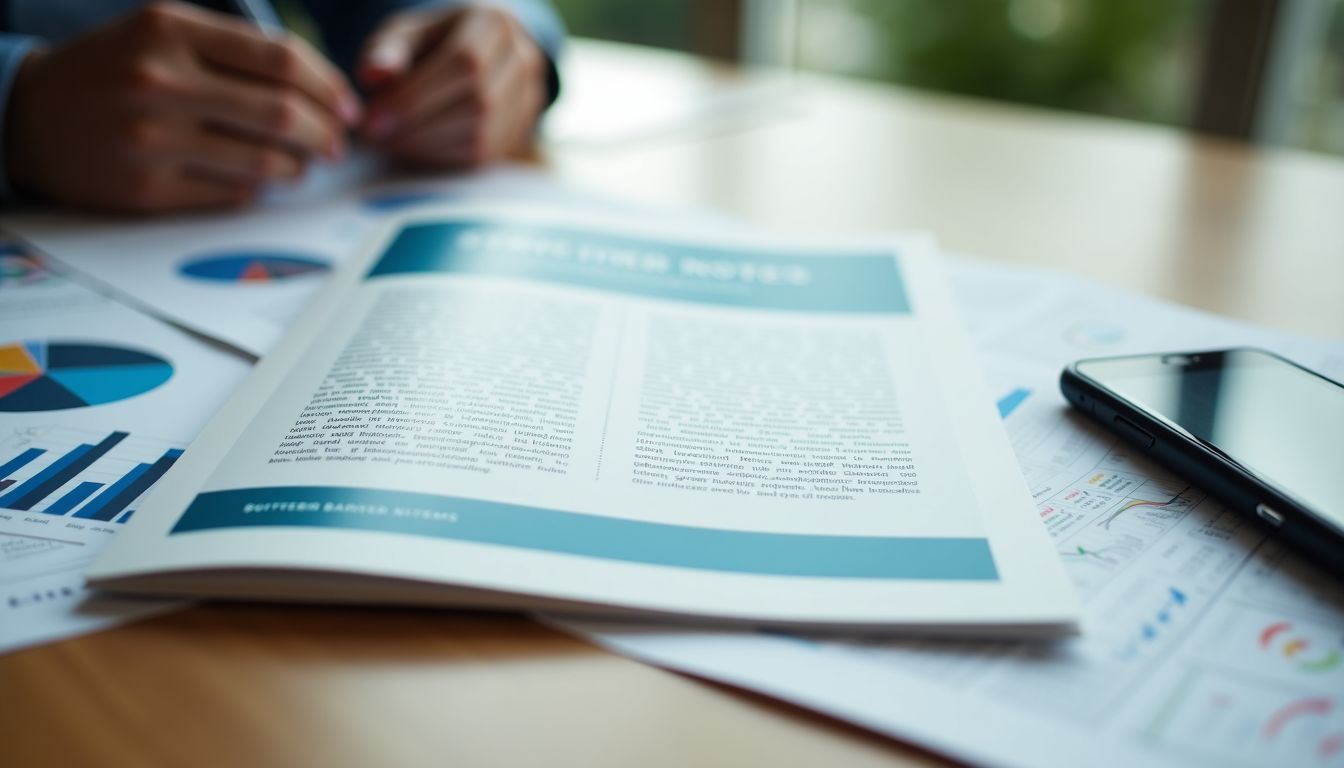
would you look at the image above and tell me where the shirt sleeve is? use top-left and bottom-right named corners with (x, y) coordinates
top-left (0, 33), bottom-right (39, 202)
top-left (301, 0), bottom-right (566, 105)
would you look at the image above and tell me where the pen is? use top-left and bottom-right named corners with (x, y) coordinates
top-left (229, 0), bottom-right (359, 155)
top-left (230, 0), bottom-right (284, 37)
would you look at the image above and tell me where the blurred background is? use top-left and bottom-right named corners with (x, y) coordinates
top-left (552, 0), bottom-right (1344, 156)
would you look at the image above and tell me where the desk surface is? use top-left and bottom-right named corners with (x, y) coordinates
top-left (3, 40), bottom-right (1342, 768)
top-left (550, 41), bottom-right (1344, 339)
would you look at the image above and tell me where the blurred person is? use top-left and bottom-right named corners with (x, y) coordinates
top-left (0, 0), bottom-right (563, 213)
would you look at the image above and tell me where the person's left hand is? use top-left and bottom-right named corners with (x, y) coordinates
top-left (357, 5), bottom-right (547, 170)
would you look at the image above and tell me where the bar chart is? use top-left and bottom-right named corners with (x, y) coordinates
top-left (0, 427), bottom-right (184, 523)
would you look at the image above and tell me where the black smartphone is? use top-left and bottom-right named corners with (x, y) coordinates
top-left (1059, 348), bottom-right (1344, 576)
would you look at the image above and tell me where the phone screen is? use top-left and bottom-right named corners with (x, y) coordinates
top-left (1075, 349), bottom-right (1344, 528)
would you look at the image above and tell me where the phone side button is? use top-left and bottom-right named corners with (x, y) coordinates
top-left (1256, 504), bottom-right (1286, 528)
top-left (1111, 415), bottom-right (1155, 449)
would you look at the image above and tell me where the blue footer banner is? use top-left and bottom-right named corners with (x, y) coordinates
top-left (171, 486), bottom-right (999, 580)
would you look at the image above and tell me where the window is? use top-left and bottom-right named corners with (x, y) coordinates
top-left (553, 0), bottom-right (1344, 156)
top-left (1260, 0), bottom-right (1344, 155)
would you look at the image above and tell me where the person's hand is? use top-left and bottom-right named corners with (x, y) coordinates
top-left (358, 5), bottom-right (547, 170)
top-left (5, 2), bottom-right (361, 214)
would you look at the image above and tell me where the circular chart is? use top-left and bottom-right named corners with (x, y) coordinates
top-left (0, 244), bottom-right (48, 286)
top-left (0, 341), bottom-right (173, 412)
top-left (179, 251), bottom-right (330, 283)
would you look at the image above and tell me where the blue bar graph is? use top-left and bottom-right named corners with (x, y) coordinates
top-left (0, 443), bottom-right (91, 508)
top-left (0, 431), bottom-right (135, 510)
top-left (77, 448), bottom-right (183, 522)
top-left (0, 447), bottom-right (44, 479)
top-left (74, 463), bottom-right (152, 520)
top-left (43, 481), bottom-right (104, 515)
top-left (0, 430), bottom-right (181, 522)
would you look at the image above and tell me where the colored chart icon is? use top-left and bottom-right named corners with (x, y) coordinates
top-left (0, 244), bottom-right (48, 286)
top-left (1260, 621), bottom-right (1343, 672)
top-left (0, 341), bottom-right (173, 412)
top-left (996, 387), bottom-right (1032, 418)
top-left (179, 251), bottom-right (330, 283)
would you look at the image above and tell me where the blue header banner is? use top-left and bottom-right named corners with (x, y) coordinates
top-left (172, 486), bottom-right (998, 581)
top-left (366, 220), bottom-right (911, 314)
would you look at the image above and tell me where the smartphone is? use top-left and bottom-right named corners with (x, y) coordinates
top-left (1059, 348), bottom-right (1344, 575)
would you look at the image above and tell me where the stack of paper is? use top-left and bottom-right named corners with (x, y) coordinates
top-left (3, 171), bottom-right (1342, 768)
top-left (555, 259), bottom-right (1344, 768)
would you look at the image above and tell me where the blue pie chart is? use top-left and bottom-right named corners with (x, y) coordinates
top-left (0, 341), bottom-right (173, 412)
top-left (180, 251), bottom-right (330, 283)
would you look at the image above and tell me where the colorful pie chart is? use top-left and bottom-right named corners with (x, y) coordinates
top-left (0, 244), bottom-right (48, 286)
top-left (179, 251), bottom-right (330, 283)
top-left (0, 341), bottom-right (173, 412)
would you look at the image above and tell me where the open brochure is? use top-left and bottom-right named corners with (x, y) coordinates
top-left (86, 207), bottom-right (1078, 631)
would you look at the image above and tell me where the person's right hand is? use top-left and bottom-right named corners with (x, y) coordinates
top-left (4, 1), bottom-right (361, 214)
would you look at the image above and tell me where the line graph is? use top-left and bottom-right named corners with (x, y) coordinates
top-left (1059, 540), bottom-right (1141, 567)
top-left (1101, 485), bottom-right (1192, 530)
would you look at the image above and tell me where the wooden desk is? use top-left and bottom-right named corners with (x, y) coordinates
top-left (3, 39), bottom-right (1342, 768)
top-left (550, 41), bottom-right (1344, 338)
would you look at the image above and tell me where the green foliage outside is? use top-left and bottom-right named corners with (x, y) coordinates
top-left (554, 0), bottom-right (1205, 126)
top-left (553, 0), bottom-right (694, 52)
top-left (805, 0), bottom-right (1206, 125)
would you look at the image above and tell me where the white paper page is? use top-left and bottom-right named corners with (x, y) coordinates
top-left (0, 244), bottom-right (248, 653)
top-left (0, 553), bottom-right (182, 654)
top-left (556, 268), bottom-right (1344, 768)
top-left (544, 43), bottom-right (798, 148)
top-left (88, 207), bottom-right (1076, 630)
top-left (0, 163), bottom-right (610, 356)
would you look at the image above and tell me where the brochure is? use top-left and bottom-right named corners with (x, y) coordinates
top-left (87, 207), bottom-right (1077, 631)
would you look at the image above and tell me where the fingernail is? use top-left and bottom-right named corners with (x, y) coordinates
top-left (340, 94), bottom-right (363, 125)
top-left (368, 49), bottom-right (401, 71)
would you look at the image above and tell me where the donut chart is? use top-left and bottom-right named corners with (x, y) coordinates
top-left (0, 244), bottom-right (48, 286)
top-left (179, 251), bottom-right (330, 283)
top-left (0, 341), bottom-right (173, 412)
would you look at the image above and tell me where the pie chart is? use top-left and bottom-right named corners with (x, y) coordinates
top-left (0, 244), bottom-right (47, 286)
top-left (0, 341), bottom-right (173, 412)
top-left (179, 251), bottom-right (330, 283)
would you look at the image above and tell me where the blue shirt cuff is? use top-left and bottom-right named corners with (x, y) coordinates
top-left (504, 0), bottom-right (566, 105)
top-left (0, 34), bottom-right (40, 202)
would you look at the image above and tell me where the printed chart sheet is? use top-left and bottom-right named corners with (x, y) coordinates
top-left (559, 261), bottom-right (1344, 768)
top-left (0, 243), bottom-right (248, 652)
